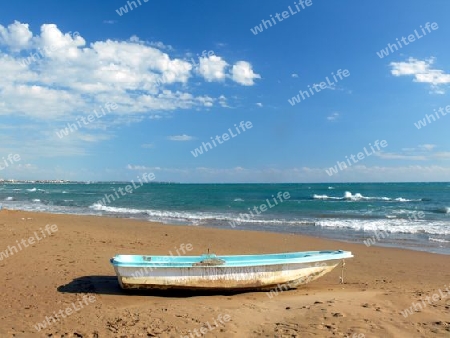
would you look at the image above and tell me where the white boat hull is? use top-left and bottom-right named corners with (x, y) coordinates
top-left (113, 261), bottom-right (340, 291)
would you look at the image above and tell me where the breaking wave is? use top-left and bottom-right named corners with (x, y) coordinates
top-left (313, 191), bottom-right (420, 202)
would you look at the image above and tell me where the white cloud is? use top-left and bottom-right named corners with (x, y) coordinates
top-left (149, 114), bottom-right (163, 119)
top-left (256, 102), bottom-right (263, 107)
top-left (126, 164), bottom-right (154, 170)
top-left (390, 57), bottom-right (450, 93)
top-left (76, 133), bottom-right (112, 143)
top-left (231, 61), bottom-right (261, 86)
top-left (122, 165), bottom-right (450, 183)
top-left (390, 58), bottom-right (431, 76)
top-left (141, 143), bottom-right (155, 149)
top-left (418, 144), bottom-right (436, 151)
top-left (0, 21), bottom-right (260, 123)
top-left (167, 134), bottom-right (195, 141)
top-left (0, 21), bottom-right (33, 51)
top-left (126, 165), bottom-right (186, 174)
top-left (197, 55), bottom-right (228, 82)
top-left (291, 73), bottom-right (299, 78)
top-left (196, 95), bottom-right (214, 107)
top-left (375, 152), bottom-right (427, 161)
top-left (319, 165), bottom-right (450, 183)
top-left (103, 20), bottom-right (117, 24)
top-left (0, 21), bottom-right (262, 160)
top-left (218, 95), bottom-right (230, 108)
top-left (375, 145), bottom-right (450, 161)
top-left (7, 133), bottom-right (90, 158)
top-left (148, 40), bottom-right (173, 51)
top-left (327, 112), bottom-right (339, 121)
top-left (37, 23), bottom-right (85, 55)
top-left (433, 152), bottom-right (450, 159)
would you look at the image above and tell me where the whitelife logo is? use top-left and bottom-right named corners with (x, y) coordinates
top-left (228, 191), bottom-right (290, 228)
top-left (414, 104), bottom-right (450, 130)
top-left (400, 286), bottom-right (450, 318)
top-left (180, 314), bottom-right (231, 338)
top-left (266, 262), bottom-right (327, 299)
top-left (364, 211), bottom-right (425, 247)
top-left (34, 295), bottom-right (96, 331)
top-left (131, 243), bottom-right (194, 278)
top-left (96, 172), bottom-right (155, 205)
top-left (325, 140), bottom-right (388, 176)
top-left (376, 22), bottom-right (439, 59)
top-left (288, 69), bottom-right (350, 106)
top-left (115, 0), bottom-right (149, 16)
top-left (0, 224), bottom-right (58, 262)
top-left (190, 121), bottom-right (253, 158)
top-left (250, 0), bottom-right (313, 35)
top-left (55, 102), bottom-right (118, 139)
top-left (0, 153), bottom-right (21, 171)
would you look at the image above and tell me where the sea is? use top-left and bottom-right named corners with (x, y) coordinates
top-left (1, 182), bottom-right (449, 255)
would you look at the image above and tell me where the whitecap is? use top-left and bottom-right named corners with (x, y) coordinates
top-left (313, 191), bottom-right (419, 202)
top-left (316, 218), bottom-right (450, 235)
top-left (313, 194), bottom-right (341, 200)
top-left (429, 237), bottom-right (450, 243)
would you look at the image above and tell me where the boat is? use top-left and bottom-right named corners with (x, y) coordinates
top-left (110, 250), bottom-right (353, 291)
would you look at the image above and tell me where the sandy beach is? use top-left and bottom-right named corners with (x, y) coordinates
top-left (0, 209), bottom-right (449, 338)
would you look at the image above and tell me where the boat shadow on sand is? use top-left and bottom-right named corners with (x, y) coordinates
top-left (57, 276), bottom-right (249, 297)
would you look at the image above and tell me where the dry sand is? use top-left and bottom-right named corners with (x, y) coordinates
top-left (0, 209), bottom-right (449, 337)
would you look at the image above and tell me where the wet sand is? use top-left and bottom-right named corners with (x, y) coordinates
top-left (0, 209), bottom-right (449, 337)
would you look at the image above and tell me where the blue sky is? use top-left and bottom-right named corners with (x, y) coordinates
top-left (1, 0), bottom-right (450, 182)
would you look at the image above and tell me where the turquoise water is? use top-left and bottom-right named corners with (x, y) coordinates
top-left (1, 182), bottom-right (449, 254)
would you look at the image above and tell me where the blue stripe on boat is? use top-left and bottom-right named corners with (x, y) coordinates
top-left (110, 250), bottom-right (353, 268)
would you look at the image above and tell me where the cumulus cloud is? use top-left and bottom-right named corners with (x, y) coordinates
top-left (0, 21), bottom-right (260, 122)
top-left (0, 21), bottom-right (33, 51)
top-left (0, 21), bottom-right (262, 159)
top-left (37, 23), bottom-right (85, 53)
top-left (390, 57), bottom-right (450, 93)
top-left (231, 61), bottom-right (261, 86)
top-left (197, 55), bottom-right (228, 82)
